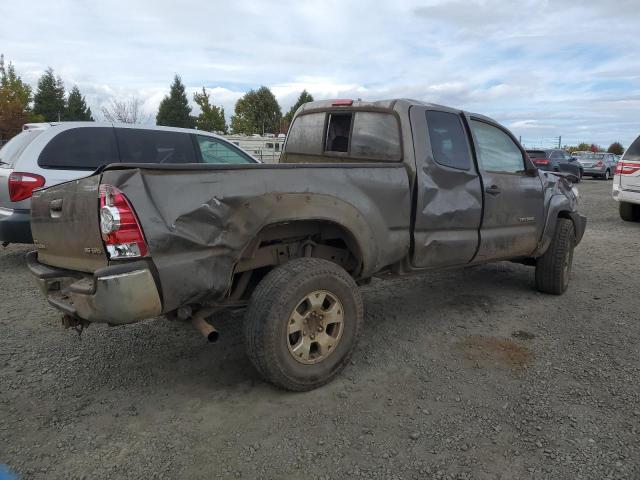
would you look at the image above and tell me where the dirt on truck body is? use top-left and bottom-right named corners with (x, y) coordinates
top-left (27, 99), bottom-right (586, 390)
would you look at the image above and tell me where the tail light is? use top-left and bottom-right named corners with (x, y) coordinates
top-left (615, 162), bottom-right (640, 175)
top-left (99, 184), bottom-right (148, 259)
top-left (533, 159), bottom-right (550, 166)
top-left (332, 99), bottom-right (353, 106)
top-left (8, 172), bottom-right (45, 201)
top-left (595, 160), bottom-right (605, 167)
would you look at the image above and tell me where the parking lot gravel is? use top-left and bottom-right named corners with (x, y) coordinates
top-left (1, 179), bottom-right (639, 479)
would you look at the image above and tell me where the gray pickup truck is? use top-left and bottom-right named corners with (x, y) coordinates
top-left (27, 99), bottom-right (586, 391)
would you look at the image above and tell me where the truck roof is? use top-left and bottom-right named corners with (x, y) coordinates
top-left (296, 98), bottom-right (496, 125)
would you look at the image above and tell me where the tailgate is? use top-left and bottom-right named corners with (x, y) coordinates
top-left (30, 174), bottom-right (108, 272)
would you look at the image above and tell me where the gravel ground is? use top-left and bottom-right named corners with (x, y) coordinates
top-left (1, 179), bottom-right (639, 479)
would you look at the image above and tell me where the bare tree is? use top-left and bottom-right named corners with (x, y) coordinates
top-left (101, 97), bottom-right (148, 124)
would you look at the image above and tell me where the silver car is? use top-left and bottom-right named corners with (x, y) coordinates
top-left (0, 122), bottom-right (257, 244)
top-left (578, 152), bottom-right (618, 180)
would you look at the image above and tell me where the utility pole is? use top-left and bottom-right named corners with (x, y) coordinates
top-left (558, 136), bottom-right (561, 149)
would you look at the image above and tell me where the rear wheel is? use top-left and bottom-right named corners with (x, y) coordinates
top-left (535, 218), bottom-right (575, 295)
top-left (619, 202), bottom-right (640, 222)
top-left (244, 258), bottom-right (363, 391)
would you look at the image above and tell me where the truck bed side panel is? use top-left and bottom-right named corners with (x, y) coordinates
top-left (101, 163), bottom-right (411, 311)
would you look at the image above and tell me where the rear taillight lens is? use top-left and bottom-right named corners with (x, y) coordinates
top-left (8, 172), bottom-right (45, 201)
top-left (533, 159), bottom-right (550, 166)
top-left (616, 162), bottom-right (640, 175)
top-left (99, 184), bottom-right (148, 259)
top-left (615, 162), bottom-right (640, 175)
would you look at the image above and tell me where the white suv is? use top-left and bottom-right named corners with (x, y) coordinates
top-left (612, 134), bottom-right (640, 221)
top-left (0, 122), bottom-right (257, 244)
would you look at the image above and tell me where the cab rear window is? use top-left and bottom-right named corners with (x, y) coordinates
top-left (286, 110), bottom-right (401, 161)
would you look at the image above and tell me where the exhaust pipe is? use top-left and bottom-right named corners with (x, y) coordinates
top-left (190, 310), bottom-right (219, 343)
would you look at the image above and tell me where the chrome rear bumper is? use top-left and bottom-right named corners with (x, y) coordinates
top-left (26, 251), bottom-right (162, 325)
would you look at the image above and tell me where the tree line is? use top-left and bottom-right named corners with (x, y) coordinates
top-left (0, 55), bottom-right (314, 143)
top-left (567, 142), bottom-right (625, 156)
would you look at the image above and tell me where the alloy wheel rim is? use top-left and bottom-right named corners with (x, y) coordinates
top-left (286, 290), bottom-right (344, 365)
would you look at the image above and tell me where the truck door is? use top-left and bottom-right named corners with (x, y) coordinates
top-left (468, 117), bottom-right (544, 261)
top-left (410, 106), bottom-right (483, 268)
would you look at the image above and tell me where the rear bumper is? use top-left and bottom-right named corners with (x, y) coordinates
top-left (612, 183), bottom-right (640, 204)
top-left (0, 208), bottom-right (33, 243)
top-left (26, 251), bottom-right (162, 325)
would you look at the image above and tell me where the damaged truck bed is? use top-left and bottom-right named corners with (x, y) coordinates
top-left (27, 99), bottom-right (586, 390)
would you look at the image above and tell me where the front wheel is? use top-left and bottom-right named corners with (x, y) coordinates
top-left (535, 218), bottom-right (575, 295)
top-left (244, 258), bottom-right (363, 391)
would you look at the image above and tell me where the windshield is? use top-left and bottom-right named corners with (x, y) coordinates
top-left (0, 130), bottom-right (42, 166)
top-left (583, 153), bottom-right (605, 160)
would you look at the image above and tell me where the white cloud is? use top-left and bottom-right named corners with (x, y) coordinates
top-left (0, 0), bottom-right (638, 146)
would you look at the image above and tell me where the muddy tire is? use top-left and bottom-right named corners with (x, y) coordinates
top-left (244, 258), bottom-right (363, 391)
top-left (619, 202), bottom-right (640, 222)
top-left (535, 218), bottom-right (575, 295)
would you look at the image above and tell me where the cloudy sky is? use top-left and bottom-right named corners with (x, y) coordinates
top-left (1, 0), bottom-right (639, 147)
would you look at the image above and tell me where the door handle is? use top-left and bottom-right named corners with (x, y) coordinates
top-left (485, 185), bottom-right (501, 195)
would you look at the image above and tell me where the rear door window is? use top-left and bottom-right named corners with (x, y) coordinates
top-left (116, 128), bottom-right (197, 164)
top-left (470, 120), bottom-right (525, 173)
top-left (425, 110), bottom-right (471, 170)
top-left (38, 127), bottom-right (118, 170)
top-left (196, 135), bottom-right (254, 164)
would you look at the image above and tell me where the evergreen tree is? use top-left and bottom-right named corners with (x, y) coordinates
top-left (283, 90), bottom-right (314, 128)
top-left (63, 85), bottom-right (93, 121)
top-left (193, 87), bottom-right (227, 133)
top-left (0, 55), bottom-right (36, 141)
top-left (33, 68), bottom-right (66, 122)
top-left (230, 86), bottom-right (282, 135)
top-left (607, 142), bottom-right (624, 156)
top-left (156, 75), bottom-right (193, 128)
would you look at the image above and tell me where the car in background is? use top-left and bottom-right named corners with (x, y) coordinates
top-left (0, 123), bottom-right (257, 245)
top-left (571, 151), bottom-right (591, 161)
top-left (612, 134), bottom-right (640, 221)
top-left (526, 149), bottom-right (583, 181)
top-left (577, 152), bottom-right (618, 180)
